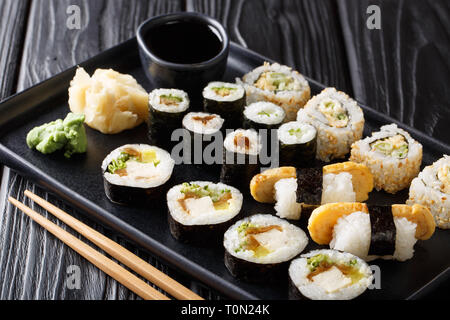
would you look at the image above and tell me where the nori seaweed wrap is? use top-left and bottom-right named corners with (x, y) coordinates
top-left (367, 205), bottom-right (396, 256)
top-left (296, 168), bottom-right (323, 205)
top-left (278, 122), bottom-right (317, 168)
top-left (167, 181), bottom-right (243, 244)
top-left (102, 144), bottom-right (175, 206)
top-left (203, 82), bottom-right (246, 129)
top-left (181, 112), bottom-right (224, 172)
top-left (220, 129), bottom-right (261, 193)
top-left (223, 214), bottom-right (308, 282)
top-left (148, 88), bottom-right (190, 149)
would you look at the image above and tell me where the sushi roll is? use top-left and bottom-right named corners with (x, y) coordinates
top-left (297, 87), bottom-right (364, 162)
top-left (249, 162), bottom-right (374, 220)
top-left (203, 82), bottom-right (246, 129)
top-left (243, 101), bottom-right (286, 131)
top-left (407, 155), bottom-right (450, 229)
top-left (278, 121), bottom-right (317, 168)
top-left (167, 181), bottom-right (243, 244)
top-left (237, 62), bottom-right (310, 121)
top-left (182, 112), bottom-right (224, 167)
top-left (148, 88), bottom-right (190, 147)
top-left (289, 249), bottom-right (373, 300)
top-left (350, 123), bottom-right (423, 194)
top-left (223, 214), bottom-right (308, 282)
top-left (102, 144), bottom-right (175, 205)
top-left (308, 202), bottom-right (435, 261)
top-left (220, 129), bottom-right (261, 193)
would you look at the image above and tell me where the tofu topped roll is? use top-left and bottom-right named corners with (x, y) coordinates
top-left (237, 62), bottom-right (311, 121)
top-left (224, 214), bottom-right (308, 282)
top-left (102, 144), bottom-right (175, 205)
top-left (167, 181), bottom-right (243, 244)
top-left (289, 249), bottom-right (373, 300)
top-left (297, 87), bottom-right (364, 162)
top-left (407, 155), bottom-right (450, 229)
top-left (350, 123), bottom-right (423, 194)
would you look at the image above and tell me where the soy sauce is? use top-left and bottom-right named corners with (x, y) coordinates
top-left (144, 21), bottom-right (223, 64)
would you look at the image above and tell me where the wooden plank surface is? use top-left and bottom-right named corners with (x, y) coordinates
top-left (0, 0), bottom-right (218, 300)
top-left (0, 0), bottom-right (448, 300)
top-left (338, 0), bottom-right (450, 142)
top-left (0, 0), bottom-right (30, 100)
top-left (188, 0), bottom-right (353, 93)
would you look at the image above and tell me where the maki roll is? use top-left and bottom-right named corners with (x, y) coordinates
top-left (223, 214), bottom-right (308, 282)
top-left (220, 129), bottom-right (261, 193)
top-left (277, 121), bottom-right (317, 168)
top-left (249, 162), bottom-right (374, 220)
top-left (102, 144), bottom-right (175, 205)
top-left (148, 88), bottom-right (190, 147)
top-left (297, 87), bottom-right (364, 162)
top-left (407, 155), bottom-right (450, 229)
top-left (237, 62), bottom-right (310, 121)
top-left (203, 82), bottom-right (245, 129)
top-left (308, 202), bottom-right (435, 261)
top-left (289, 249), bottom-right (373, 300)
top-left (182, 112), bottom-right (224, 168)
top-left (167, 181), bottom-right (243, 244)
top-left (243, 101), bottom-right (286, 131)
top-left (350, 123), bottom-right (423, 194)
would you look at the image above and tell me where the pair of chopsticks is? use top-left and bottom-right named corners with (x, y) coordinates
top-left (8, 190), bottom-right (203, 300)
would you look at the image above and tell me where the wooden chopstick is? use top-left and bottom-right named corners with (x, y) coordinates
top-left (8, 196), bottom-right (170, 300)
top-left (24, 190), bottom-right (203, 300)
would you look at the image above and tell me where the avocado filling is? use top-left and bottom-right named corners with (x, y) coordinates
top-left (160, 94), bottom-right (183, 106)
top-left (318, 99), bottom-right (349, 128)
top-left (211, 86), bottom-right (237, 97)
top-left (371, 134), bottom-right (409, 159)
top-left (306, 254), bottom-right (364, 284)
top-left (107, 148), bottom-right (160, 175)
top-left (254, 71), bottom-right (301, 92)
top-left (234, 222), bottom-right (283, 257)
top-left (178, 183), bottom-right (232, 212)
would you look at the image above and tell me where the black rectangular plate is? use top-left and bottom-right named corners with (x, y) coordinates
top-left (0, 38), bottom-right (449, 300)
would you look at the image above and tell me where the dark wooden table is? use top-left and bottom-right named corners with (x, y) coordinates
top-left (0, 0), bottom-right (448, 300)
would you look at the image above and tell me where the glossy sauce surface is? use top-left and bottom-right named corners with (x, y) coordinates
top-left (144, 21), bottom-right (223, 64)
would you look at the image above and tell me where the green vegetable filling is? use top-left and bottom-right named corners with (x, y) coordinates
top-left (107, 149), bottom-right (160, 174)
top-left (180, 183), bottom-right (230, 203)
top-left (211, 86), bottom-right (236, 97)
top-left (306, 254), bottom-right (364, 284)
top-left (288, 128), bottom-right (304, 138)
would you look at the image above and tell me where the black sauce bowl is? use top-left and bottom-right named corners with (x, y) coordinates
top-left (137, 12), bottom-right (230, 104)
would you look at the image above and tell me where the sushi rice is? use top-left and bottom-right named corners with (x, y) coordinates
top-left (224, 214), bottom-right (308, 265)
top-left (167, 181), bottom-right (243, 226)
top-left (350, 123), bottom-right (422, 194)
top-left (297, 87), bottom-right (364, 162)
top-left (102, 144), bottom-right (174, 189)
top-left (149, 88), bottom-right (189, 113)
top-left (243, 101), bottom-right (286, 127)
top-left (407, 155), bottom-right (450, 229)
top-left (329, 211), bottom-right (417, 261)
top-left (289, 249), bottom-right (373, 300)
top-left (237, 62), bottom-right (310, 121)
